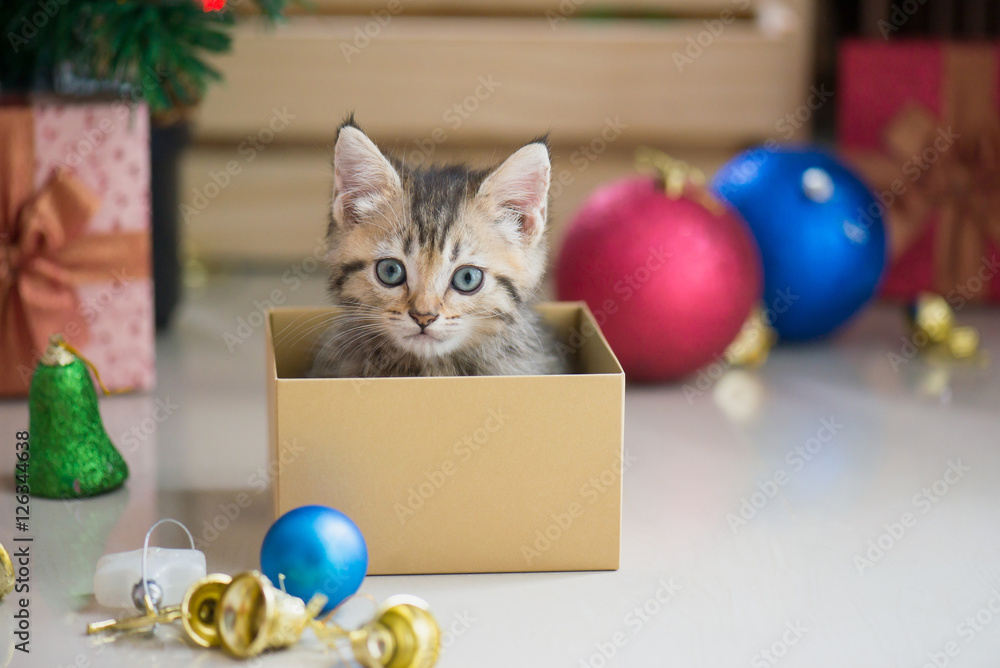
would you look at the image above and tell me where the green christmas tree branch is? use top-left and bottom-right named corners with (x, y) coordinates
top-left (1, 0), bottom-right (300, 115)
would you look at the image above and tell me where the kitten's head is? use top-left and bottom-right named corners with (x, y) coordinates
top-left (325, 118), bottom-right (551, 360)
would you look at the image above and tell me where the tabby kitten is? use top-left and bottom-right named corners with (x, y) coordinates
top-left (308, 119), bottom-right (567, 378)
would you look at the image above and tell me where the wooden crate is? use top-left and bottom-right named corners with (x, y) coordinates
top-left (184, 1), bottom-right (817, 263)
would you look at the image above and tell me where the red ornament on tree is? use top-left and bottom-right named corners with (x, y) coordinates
top-left (202, 0), bottom-right (226, 11)
top-left (556, 153), bottom-right (762, 382)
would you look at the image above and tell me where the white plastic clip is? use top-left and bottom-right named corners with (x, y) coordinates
top-left (94, 518), bottom-right (206, 610)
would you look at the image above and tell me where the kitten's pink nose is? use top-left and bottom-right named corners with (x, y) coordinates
top-left (409, 311), bottom-right (439, 330)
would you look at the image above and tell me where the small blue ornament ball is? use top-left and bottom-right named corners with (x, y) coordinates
top-left (260, 505), bottom-right (368, 613)
top-left (711, 146), bottom-right (887, 341)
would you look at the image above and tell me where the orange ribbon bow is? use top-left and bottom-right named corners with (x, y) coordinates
top-left (0, 106), bottom-right (150, 396)
top-left (849, 46), bottom-right (1000, 299)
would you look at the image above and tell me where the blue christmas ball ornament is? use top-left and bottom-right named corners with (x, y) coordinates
top-left (711, 146), bottom-right (887, 341)
top-left (260, 505), bottom-right (368, 613)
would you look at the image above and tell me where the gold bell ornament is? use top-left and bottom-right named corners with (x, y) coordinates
top-left (89, 570), bottom-right (324, 656)
top-left (906, 292), bottom-right (981, 359)
top-left (87, 569), bottom-right (441, 667)
top-left (217, 570), bottom-right (327, 657)
top-left (313, 594), bottom-right (441, 668)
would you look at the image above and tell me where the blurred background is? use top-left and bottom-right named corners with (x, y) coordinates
top-left (4, 0), bottom-right (999, 329)
top-left (175, 0), bottom-right (998, 275)
top-left (166, 0), bottom-right (1000, 329)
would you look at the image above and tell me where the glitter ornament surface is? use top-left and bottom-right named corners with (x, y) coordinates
top-left (556, 175), bottom-right (762, 381)
top-left (28, 352), bottom-right (129, 499)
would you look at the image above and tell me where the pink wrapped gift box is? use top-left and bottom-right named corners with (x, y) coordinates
top-left (0, 99), bottom-right (155, 396)
top-left (838, 40), bottom-right (1000, 304)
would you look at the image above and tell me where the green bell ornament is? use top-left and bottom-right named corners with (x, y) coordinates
top-left (27, 337), bottom-right (129, 498)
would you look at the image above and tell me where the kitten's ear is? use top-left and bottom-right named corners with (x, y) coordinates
top-left (332, 123), bottom-right (401, 227)
top-left (478, 141), bottom-right (551, 246)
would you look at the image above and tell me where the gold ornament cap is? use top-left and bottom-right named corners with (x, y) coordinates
top-left (725, 307), bottom-right (777, 368)
top-left (947, 326), bottom-right (980, 358)
top-left (908, 293), bottom-right (954, 344)
top-left (907, 292), bottom-right (981, 360)
top-left (39, 335), bottom-right (75, 367)
top-left (634, 147), bottom-right (725, 213)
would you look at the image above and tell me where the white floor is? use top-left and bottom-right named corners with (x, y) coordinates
top-left (2, 271), bottom-right (999, 667)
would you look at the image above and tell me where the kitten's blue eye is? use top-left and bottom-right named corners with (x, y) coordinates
top-left (376, 258), bottom-right (406, 286)
top-left (451, 266), bottom-right (484, 294)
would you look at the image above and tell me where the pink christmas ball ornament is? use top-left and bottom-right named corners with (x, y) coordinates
top-left (556, 176), bottom-right (763, 382)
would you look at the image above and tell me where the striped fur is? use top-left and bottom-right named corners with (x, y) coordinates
top-left (309, 119), bottom-right (567, 377)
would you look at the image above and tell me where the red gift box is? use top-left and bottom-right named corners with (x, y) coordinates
top-left (838, 40), bottom-right (1000, 304)
top-left (0, 99), bottom-right (155, 396)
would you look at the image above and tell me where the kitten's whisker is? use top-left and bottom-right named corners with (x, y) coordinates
top-left (286, 313), bottom-right (379, 351)
top-left (298, 326), bottom-right (380, 357)
top-left (362, 336), bottom-right (394, 374)
top-left (278, 315), bottom-right (348, 349)
top-left (323, 323), bottom-right (388, 361)
top-left (274, 311), bottom-right (339, 345)
top-left (316, 331), bottom-right (375, 370)
top-left (332, 333), bottom-right (382, 368)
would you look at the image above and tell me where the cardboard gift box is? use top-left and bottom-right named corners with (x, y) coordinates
top-left (838, 41), bottom-right (1000, 303)
top-left (0, 99), bottom-right (155, 396)
top-left (266, 302), bottom-right (624, 575)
